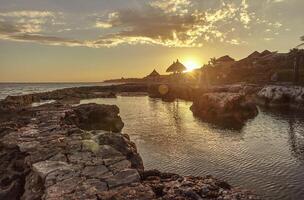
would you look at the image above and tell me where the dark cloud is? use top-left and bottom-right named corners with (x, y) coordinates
top-left (104, 8), bottom-right (198, 41)
top-left (0, 21), bottom-right (20, 34)
top-left (9, 34), bottom-right (83, 45)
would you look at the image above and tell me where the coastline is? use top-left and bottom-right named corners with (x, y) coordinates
top-left (1, 82), bottom-right (304, 199)
top-left (0, 84), bottom-right (261, 200)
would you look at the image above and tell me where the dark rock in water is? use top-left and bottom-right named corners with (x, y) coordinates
top-left (64, 103), bottom-right (124, 132)
top-left (256, 85), bottom-right (304, 109)
top-left (191, 92), bottom-right (258, 127)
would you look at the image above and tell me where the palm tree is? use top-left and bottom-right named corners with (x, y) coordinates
top-left (297, 35), bottom-right (304, 48)
top-left (208, 57), bottom-right (217, 66)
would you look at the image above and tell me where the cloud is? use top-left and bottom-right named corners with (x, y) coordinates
top-left (91, 0), bottom-right (261, 47)
top-left (0, 1), bottom-right (284, 48)
top-left (0, 10), bottom-right (60, 34)
top-left (149, 0), bottom-right (191, 14)
top-left (267, 0), bottom-right (285, 3)
top-left (0, 11), bottom-right (55, 18)
top-left (95, 22), bottom-right (112, 29)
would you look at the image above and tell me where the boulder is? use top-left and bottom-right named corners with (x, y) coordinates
top-left (64, 103), bottom-right (124, 132)
top-left (257, 85), bottom-right (304, 109)
top-left (191, 92), bottom-right (258, 127)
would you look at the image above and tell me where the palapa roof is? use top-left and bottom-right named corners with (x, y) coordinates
top-left (216, 55), bottom-right (235, 63)
top-left (166, 59), bottom-right (187, 73)
top-left (147, 69), bottom-right (160, 77)
top-left (260, 50), bottom-right (272, 57)
top-left (247, 51), bottom-right (261, 59)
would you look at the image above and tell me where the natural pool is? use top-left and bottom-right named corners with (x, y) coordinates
top-left (81, 96), bottom-right (304, 200)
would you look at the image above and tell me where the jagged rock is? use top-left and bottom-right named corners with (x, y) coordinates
top-left (22, 172), bottom-right (44, 200)
top-left (257, 85), bottom-right (304, 109)
top-left (0, 83), bottom-right (149, 112)
top-left (64, 103), bottom-right (124, 132)
top-left (99, 145), bottom-right (124, 158)
top-left (99, 183), bottom-right (155, 200)
top-left (0, 145), bottom-right (29, 200)
top-left (0, 98), bottom-right (259, 200)
top-left (141, 171), bottom-right (260, 200)
top-left (82, 165), bottom-right (111, 179)
top-left (98, 133), bottom-right (144, 172)
top-left (43, 177), bottom-right (83, 199)
top-left (3, 94), bottom-right (39, 108)
top-left (103, 156), bottom-right (126, 166)
top-left (108, 159), bottom-right (131, 174)
top-left (32, 161), bottom-right (72, 179)
top-left (105, 169), bottom-right (141, 189)
top-left (191, 92), bottom-right (258, 127)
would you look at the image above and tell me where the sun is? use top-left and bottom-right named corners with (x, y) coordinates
top-left (184, 59), bottom-right (200, 72)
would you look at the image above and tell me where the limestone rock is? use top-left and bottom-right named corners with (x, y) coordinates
top-left (32, 161), bottom-right (72, 179)
top-left (257, 85), bottom-right (304, 109)
top-left (82, 165), bottom-right (111, 179)
top-left (64, 103), bottom-right (124, 132)
top-left (105, 169), bottom-right (141, 189)
top-left (191, 92), bottom-right (258, 127)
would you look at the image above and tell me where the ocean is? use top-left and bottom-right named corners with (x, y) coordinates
top-left (0, 82), bottom-right (109, 100)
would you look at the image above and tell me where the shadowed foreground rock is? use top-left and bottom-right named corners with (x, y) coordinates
top-left (64, 103), bottom-right (124, 132)
top-left (0, 102), bottom-right (260, 200)
top-left (191, 93), bottom-right (258, 127)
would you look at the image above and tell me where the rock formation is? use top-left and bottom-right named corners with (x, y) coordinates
top-left (256, 85), bottom-right (304, 109)
top-left (64, 103), bottom-right (124, 132)
top-left (0, 83), bottom-right (148, 112)
top-left (0, 100), bottom-right (260, 200)
top-left (191, 93), bottom-right (258, 127)
top-left (0, 103), bottom-right (142, 200)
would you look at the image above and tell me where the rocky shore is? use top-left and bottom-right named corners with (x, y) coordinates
top-left (0, 93), bottom-right (260, 199)
top-left (256, 85), bottom-right (304, 109)
top-left (0, 83), bottom-right (148, 111)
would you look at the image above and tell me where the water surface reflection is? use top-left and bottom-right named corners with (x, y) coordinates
top-left (81, 96), bottom-right (304, 200)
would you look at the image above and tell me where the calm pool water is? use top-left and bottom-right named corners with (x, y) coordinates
top-left (81, 96), bottom-right (304, 200)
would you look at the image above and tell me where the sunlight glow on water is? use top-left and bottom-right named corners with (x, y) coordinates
top-left (82, 96), bottom-right (304, 200)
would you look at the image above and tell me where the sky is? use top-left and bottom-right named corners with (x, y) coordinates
top-left (0, 0), bottom-right (303, 82)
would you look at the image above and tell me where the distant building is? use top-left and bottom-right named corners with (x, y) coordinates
top-left (214, 55), bottom-right (235, 66)
top-left (144, 69), bottom-right (160, 81)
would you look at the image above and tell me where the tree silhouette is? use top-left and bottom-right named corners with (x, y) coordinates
top-left (208, 57), bottom-right (217, 66)
top-left (293, 36), bottom-right (304, 84)
top-left (297, 35), bottom-right (304, 48)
